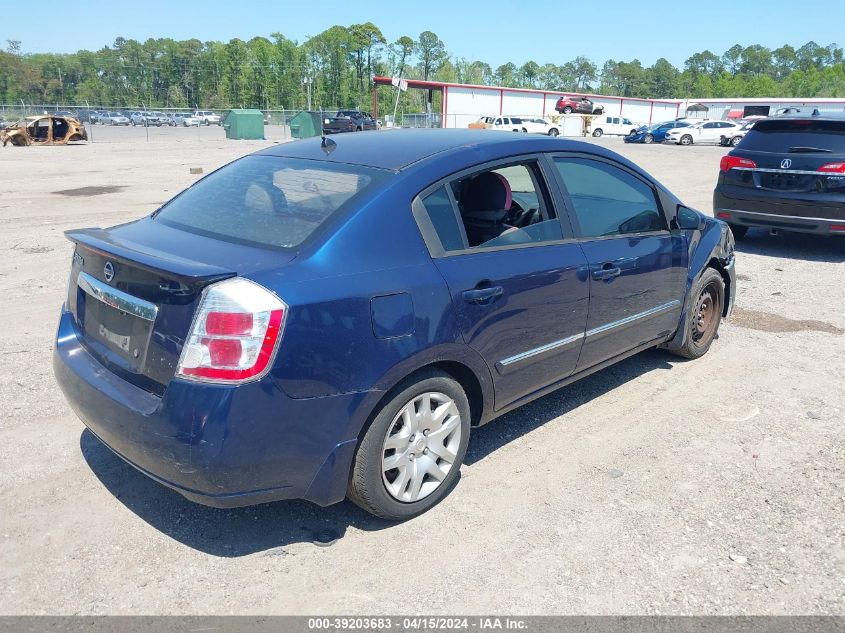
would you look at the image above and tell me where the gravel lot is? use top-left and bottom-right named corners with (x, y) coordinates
top-left (1, 127), bottom-right (843, 615)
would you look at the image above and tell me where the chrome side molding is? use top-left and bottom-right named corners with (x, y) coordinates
top-left (498, 299), bottom-right (682, 369)
top-left (585, 300), bottom-right (681, 339)
top-left (499, 332), bottom-right (585, 368)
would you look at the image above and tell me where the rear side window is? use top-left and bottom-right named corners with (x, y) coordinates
top-left (154, 155), bottom-right (386, 249)
top-left (554, 157), bottom-right (666, 238)
top-left (420, 187), bottom-right (465, 252)
top-left (741, 119), bottom-right (845, 153)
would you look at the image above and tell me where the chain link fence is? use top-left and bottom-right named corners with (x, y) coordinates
top-left (0, 103), bottom-right (304, 142)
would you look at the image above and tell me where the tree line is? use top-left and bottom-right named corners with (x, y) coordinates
top-left (1, 27), bottom-right (844, 113)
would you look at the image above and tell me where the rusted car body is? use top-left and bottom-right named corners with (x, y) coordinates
top-left (1, 115), bottom-right (88, 147)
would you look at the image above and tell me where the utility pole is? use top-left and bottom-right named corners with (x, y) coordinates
top-left (303, 76), bottom-right (312, 110)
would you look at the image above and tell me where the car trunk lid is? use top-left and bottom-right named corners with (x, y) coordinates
top-left (66, 220), bottom-right (296, 395)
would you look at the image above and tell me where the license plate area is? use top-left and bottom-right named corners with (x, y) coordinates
top-left (755, 171), bottom-right (814, 192)
top-left (76, 272), bottom-right (158, 373)
top-left (81, 298), bottom-right (153, 371)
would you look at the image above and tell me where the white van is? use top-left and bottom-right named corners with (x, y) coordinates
top-left (590, 115), bottom-right (640, 137)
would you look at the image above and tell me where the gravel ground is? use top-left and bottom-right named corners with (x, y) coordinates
top-left (0, 127), bottom-right (843, 615)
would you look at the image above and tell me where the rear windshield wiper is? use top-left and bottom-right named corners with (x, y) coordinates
top-left (788, 146), bottom-right (832, 153)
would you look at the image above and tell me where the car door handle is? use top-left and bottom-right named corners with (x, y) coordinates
top-left (462, 286), bottom-right (504, 305)
top-left (592, 265), bottom-right (622, 281)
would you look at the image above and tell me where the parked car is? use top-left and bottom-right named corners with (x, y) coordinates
top-left (193, 110), bottom-right (222, 126)
top-left (555, 96), bottom-right (604, 115)
top-left (771, 107), bottom-right (806, 117)
top-left (173, 112), bottom-right (200, 127)
top-left (719, 120), bottom-right (757, 147)
top-left (625, 120), bottom-right (693, 144)
top-left (101, 111), bottom-right (131, 126)
top-left (130, 111), bottom-right (162, 127)
top-left (54, 130), bottom-right (735, 519)
top-left (713, 114), bottom-right (845, 238)
top-left (519, 116), bottom-right (560, 136)
top-left (468, 115), bottom-right (558, 135)
top-left (469, 116), bottom-right (522, 132)
top-left (150, 111), bottom-right (174, 126)
top-left (1, 115), bottom-right (87, 146)
top-left (323, 109), bottom-right (378, 133)
top-left (591, 115), bottom-right (640, 137)
top-left (665, 120), bottom-right (742, 145)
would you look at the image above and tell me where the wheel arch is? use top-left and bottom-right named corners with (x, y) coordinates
top-left (662, 220), bottom-right (734, 352)
top-left (358, 350), bottom-right (494, 444)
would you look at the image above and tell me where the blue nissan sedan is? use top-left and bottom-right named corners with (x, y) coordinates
top-left (54, 129), bottom-right (735, 520)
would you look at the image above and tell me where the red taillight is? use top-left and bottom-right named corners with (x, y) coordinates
top-left (830, 224), bottom-right (845, 232)
top-left (206, 311), bottom-right (253, 335)
top-left (720, 155), bottom-right (757, 172)
top-left (177, 278), bottom-right (287, 384)
top-left (819, 162), bottom-right (845, 174)
top-left (716, 212), bottom-right (731, 219)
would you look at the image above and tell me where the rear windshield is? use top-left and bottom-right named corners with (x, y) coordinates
top-left (741, 119), bottom-right (845, 153)
top-left (154, 155), bottom-right (387, 249)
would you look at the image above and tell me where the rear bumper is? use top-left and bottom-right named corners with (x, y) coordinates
top-left (715, 208), bottom-right (845, 235)
top-left (714, 187), bottom-right (845, 234)
top-left (53, 309), bottom-right (368, 508)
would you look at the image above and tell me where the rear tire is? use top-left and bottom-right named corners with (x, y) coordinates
top-left (563, 106), bottom-right (573, 114)
top-left (521, 127), bottom-right (527, 133)
top-left (592, 128), bottom-right (603, 137)
top-left (728, 223), bottom-right (748, 240)
top-left (671, 268), bottom-right (725, 360)
top-left (347, 370), bottom-right (471, 520)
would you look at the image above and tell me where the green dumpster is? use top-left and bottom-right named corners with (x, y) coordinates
top-left (222, 109), bottom-right (264, 140)
top-left (290, 111), bottom-right (323, 138)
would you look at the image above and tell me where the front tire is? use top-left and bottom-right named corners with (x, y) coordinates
top-left (563, 106), bottom-right (573, 114)
top-left (348, 370), bottom-right (471, 520)
top-left (548, 128), bottom-right (559, 137)
top-left (592, 128), bottom-right (603, 137)
top-left (730, 135), bottom-right (742, 147)
top-left (643, 133), bottom-right (654, 144)
top-left (672, 268), bottom-right (725, 360)
top-left (679, 134), bottom-right (693, 145)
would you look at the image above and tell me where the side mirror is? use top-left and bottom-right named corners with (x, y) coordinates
top-left (676, 205), bottom-right (704, 230)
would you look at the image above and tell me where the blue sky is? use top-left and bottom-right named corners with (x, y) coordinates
top-left (2, 0), bottom-right (839, 69)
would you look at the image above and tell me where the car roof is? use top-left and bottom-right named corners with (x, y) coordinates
top-left (256, 129), bottom-right (616, 171)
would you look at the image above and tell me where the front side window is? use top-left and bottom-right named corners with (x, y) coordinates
top-left (417, 161), bottom-right (563, 253)
top-left (553, 157), bottom-right (666, 238)
top-left (154, 155), bottom-right (387, 249)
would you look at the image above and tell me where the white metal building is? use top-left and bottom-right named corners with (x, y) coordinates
top-left (372, 77), bottom-right (845, 135)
